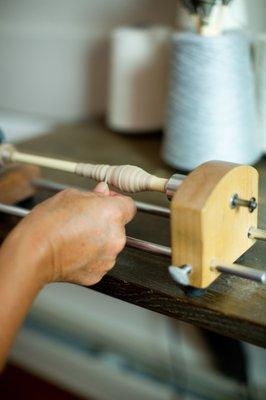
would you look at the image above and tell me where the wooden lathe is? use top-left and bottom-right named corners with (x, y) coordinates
top-left (0, 123), bottom-right (265, 347)
top-left (0, 133), bottom-right (265, 291)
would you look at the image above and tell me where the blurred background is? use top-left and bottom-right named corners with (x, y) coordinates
top-left (0, 1), bottom-right (266, 399)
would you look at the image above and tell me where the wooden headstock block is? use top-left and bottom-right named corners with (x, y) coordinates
top-left (171, 161), bottom-right (258, 288)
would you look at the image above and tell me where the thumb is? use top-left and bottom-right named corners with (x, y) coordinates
top-left (93, 182), bottom-right (110, 195)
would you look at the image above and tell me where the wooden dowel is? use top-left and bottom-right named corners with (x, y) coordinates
top-left (248, 227), bottom-right (266, 242)
top-left (0, 144), bottom-right (168, 194)
top-left (11, 151), bottom-right (76, 173)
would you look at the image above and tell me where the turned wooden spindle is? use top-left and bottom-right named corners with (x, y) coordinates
top-left (0, 144), bottom-right (167, 193)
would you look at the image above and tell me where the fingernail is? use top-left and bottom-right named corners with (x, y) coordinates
top-left (94, 181), bottom-right (110, 195)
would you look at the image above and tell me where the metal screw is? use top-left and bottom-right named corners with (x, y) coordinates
top-left (230, 193), bottom-right (257, 213)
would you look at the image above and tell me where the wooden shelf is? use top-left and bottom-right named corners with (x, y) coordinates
top-left (1, 120), bottom-right (265, 347)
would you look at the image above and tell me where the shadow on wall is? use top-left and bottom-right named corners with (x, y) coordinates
top-left (85, 37), bottom-right (109, 121)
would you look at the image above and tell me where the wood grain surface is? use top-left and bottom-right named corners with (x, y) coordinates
top-left (171, 161), bottom-right (258, 288)
top-left (0, 164), bottom-right (40, 204)
top-left (0, 121), bottom-right (265, 347)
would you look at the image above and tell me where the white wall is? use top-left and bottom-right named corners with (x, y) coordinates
top-left (0, 0), bottom-right (265, 122)
top-left (0, 0), bottom-right (177, 121)
top-left (245, 0), bottom-right (266, 32)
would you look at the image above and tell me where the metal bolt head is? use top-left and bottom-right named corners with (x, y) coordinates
top-left (248, 197), bottom-right (258, 212)
top-left (230, 193), bottom-right (257, 213)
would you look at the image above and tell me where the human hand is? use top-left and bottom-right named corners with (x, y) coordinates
top-left (1, 182), bottom-right (136, 287)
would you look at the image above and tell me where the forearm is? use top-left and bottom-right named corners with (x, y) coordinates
top-left (0, 234), bottom-right (44, 370)
top-left (0, 185), bottom-right (135, 370)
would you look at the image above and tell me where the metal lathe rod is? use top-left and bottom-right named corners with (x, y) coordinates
top-left (29, 180), bottom-right (266, 231)
top-left (0, 203), bottom-right (170, 257)
top-left (1, 203), bottom-right (265, 283)
top-left (213, 263), bottom-right (266, 284)
top-left (32, 178), bottom-right (170, 218)
top-left (126, 237), bottom-right (171, 257)
top-left (0, 203), bottom-right (29, 218)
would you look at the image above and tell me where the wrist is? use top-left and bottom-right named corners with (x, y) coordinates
top-left (0, 227), bottom-right (48, 290)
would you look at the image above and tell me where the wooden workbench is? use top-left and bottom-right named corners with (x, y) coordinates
top-left (0, 121), bottom-right (265, 347)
